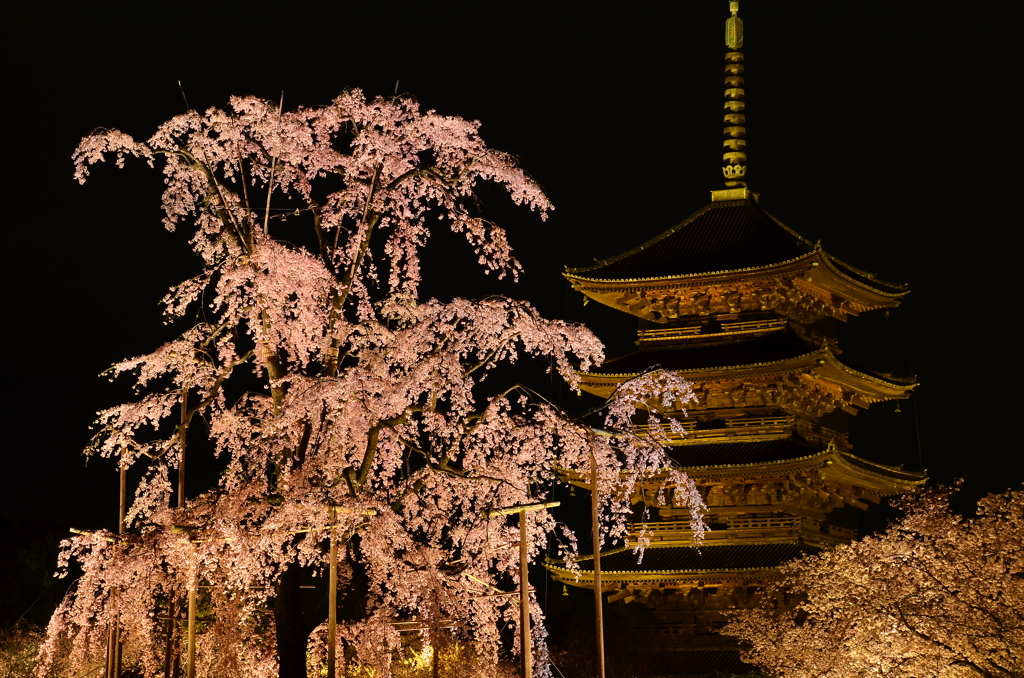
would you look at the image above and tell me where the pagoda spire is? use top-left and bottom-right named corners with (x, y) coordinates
top-left (722, 1), bottom-right (747, 187)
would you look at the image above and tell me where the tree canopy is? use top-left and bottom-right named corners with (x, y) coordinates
top-left (40, 91), bottom-right (704, 678)
top-left (722, 485), bottom-right (1023, 678)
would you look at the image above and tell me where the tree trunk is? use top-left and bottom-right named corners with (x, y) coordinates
top-left (274, 566), bottom-right (308, 678)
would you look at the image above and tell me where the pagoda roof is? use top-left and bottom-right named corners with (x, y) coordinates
top-left (596, 542), bottom-right (810, 573)
top-left (839, 452), bottom-right (927, 483)
top-left (668, 437), bottom-right (824, 468)
top-left (647, 437), bottom-right (926, 488)
top-left (578, 334), bottom-right (915, 409)
top-left (570, 199), bottom-right (812, 280)
top-left (567, 198), bottom-right (906, 297)
top-left (597, 328), bottom-right (812, 374)
top-left (547, 542), bottom-right (816, 582)
top-left (557, 437), bottom-right (924, 502)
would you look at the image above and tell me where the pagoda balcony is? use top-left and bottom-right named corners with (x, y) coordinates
top-left (636, 317), bottom-right (787, 345)
top-left (634, 415), bottom-right (849, 448)
top-left (626, 516), bottom-right (856, 548)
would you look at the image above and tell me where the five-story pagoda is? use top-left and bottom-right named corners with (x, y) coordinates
top-left (546, 2), bottom-right (925, 674)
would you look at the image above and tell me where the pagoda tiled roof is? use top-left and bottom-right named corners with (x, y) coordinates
top-left (668, 438), bottom-right (825, 468)
top-left (593, 329), bottom-right (812, 374)
top-left (828, 257), bottom-right (907, 295)
top-left (580, 329), bottom-right (916, 401)
top-left (665, 438), bottom-right (925, 485)
top-left (566, 198), bottom-right (906, 295)
top-left (570, 200), bottom-right (811, 279)
top-left (840, 453), bottom-right (926, 483)
top-left (565, 542), bottom-right (816, 575)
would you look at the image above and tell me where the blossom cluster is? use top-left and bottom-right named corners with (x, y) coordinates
top-left (722, 485), bottom-right (1023, 678)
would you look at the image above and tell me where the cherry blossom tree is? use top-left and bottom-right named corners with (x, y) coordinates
top-left (721, 485), bottom-right (1023, 678)
top-left (40, 91), bottom-right (703, 678)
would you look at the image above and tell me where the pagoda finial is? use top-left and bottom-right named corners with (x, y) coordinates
top-left (722, 0), bottom-right (747, 188)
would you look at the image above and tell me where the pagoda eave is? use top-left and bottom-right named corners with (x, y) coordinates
top-left (565, 248), bottom-right (818, 286)
top-left (545, 541), bottom-right (812, 587)
top-left (629, 445), bottom-right (923, 494)
top-left (673, 447), bottom-right (836, 477)
top-left (578, 346), bottom-right (915, 408)
top-left (549, 567), bottom-right (785, 589)
top-left (830, 451), bottom-right (927, 491)
top-left (565, 249), bottom-right (906, 325)
top-left (557, 444), bottom-right (834, 489)
top-left (547, 561), bottom-right (787, 588)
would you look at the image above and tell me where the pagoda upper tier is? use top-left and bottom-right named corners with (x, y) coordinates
top-left (578, 324), bottom-right (916, 415)
top-left (565, 189), bottom-right (907, 324)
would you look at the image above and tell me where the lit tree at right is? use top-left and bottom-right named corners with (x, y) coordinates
top-left (722, 485), bottom-right (1023, 677)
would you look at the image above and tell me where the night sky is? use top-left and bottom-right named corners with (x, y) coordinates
top-left (3, 0), bottom-right (1021, 622)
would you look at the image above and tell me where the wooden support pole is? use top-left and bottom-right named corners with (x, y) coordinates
top-left (519, 513), bottom-right (531, 678)
top-left (432, 631), bottom-right (439, 678)
top-left (186, 586), bottom-right (197, 678)
top-left (590, 450), bottom-right (606, 678)
top-left (114, 622), bottom-right (122, 678)
top-left (483, 501), bottom-right (559, 678)
top-left (163, 601), bottom-right (176, 678)
top-left (119, 462), bottom-right (127, 535)
top-left (170, 390), bottom-right (188, 678)
top-left (327, 505), bottom-right (337, 678)
top-left (178, 388), bottom-right (188, 510)
top-left (105, 618), bottom-right (116, 678)
top-left (106, 460), bottom-right (128, 678)
top-left (324, 504), bottom-right (374, 678)
top-left (116, 461), bottom-right (125, 678)
top-left (431, 591), bottom-right (441, 678)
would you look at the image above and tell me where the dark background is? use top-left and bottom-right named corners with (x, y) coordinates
top-left (3, 0), bottom-right (1021, 629)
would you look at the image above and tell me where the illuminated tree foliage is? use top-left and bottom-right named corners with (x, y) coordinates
top-left (41, 92), bottom-right (703, 678)
top-left (722, 486), bottom-right (1023, 678)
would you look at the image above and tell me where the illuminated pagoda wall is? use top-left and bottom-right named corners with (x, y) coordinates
top-left (546, 2), bottom-right (924, 675)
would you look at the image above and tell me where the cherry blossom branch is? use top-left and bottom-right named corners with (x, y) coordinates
top-left (894, 605), bottom-right (989, 676)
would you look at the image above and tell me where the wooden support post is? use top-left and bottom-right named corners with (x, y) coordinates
top-left (105, 618), bottom-right (116, 678)
top-left (519, 512), bottom-right (531, 678)
top-left (114, 622), bottom-right (122, 678)
top-left (590, 450), bottom-right (606, 678)
top-left (119, 462), bottom-right (127, 535)
top-left (105, 460), bottom-right (128, 678)
top-left (186, 585), bottom-right (197, 678)
top-left (163, 600), bottom-right (176, 678)
top-left (431, 591), bottom-right (441, 678)
top-left (483, 501), bottom-right (559, 678)
top-left (327, 505), bottom-right (337, 678)
top-left (323, 505), bottom-right (374, 677)
top-left (116, 460), bottom-right (125, 678)
top-left (178, 388), bottom-right (188, 510)
top-left (170, 390), bottom-right (189, 678)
